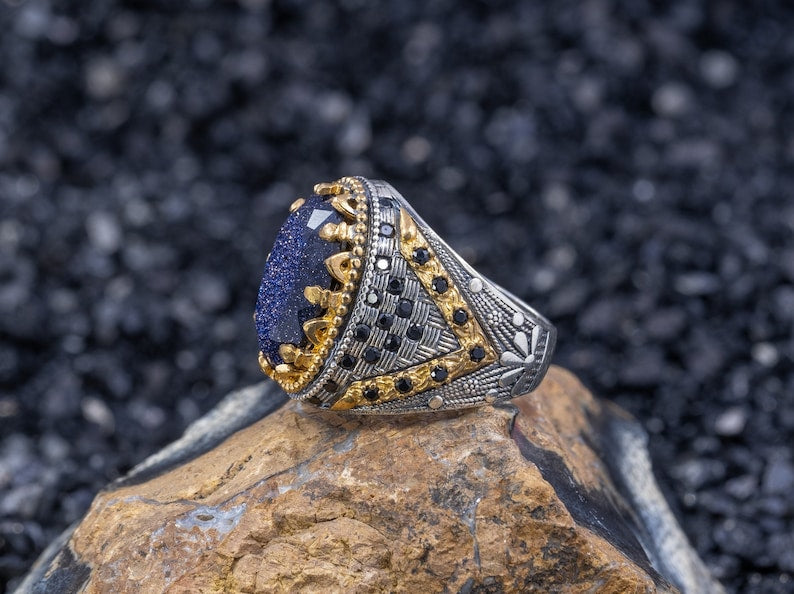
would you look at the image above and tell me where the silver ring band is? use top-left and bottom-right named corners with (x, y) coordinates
top-left (255, 177), bottom-right (556, 414)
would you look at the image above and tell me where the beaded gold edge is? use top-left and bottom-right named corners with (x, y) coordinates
top-left (258, 177), bottom-right (368, 393)
top-left (331, 207), bottom-right (497, 410)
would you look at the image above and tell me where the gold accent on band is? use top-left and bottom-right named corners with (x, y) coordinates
top-left (400, 209), bottom-right (417, 241)
top-left (259, 177), bottom-right (368, 393)
top-left (331, 208), bottom-right (497, 410)
top-left (288, 198), bottom-right (305, 213)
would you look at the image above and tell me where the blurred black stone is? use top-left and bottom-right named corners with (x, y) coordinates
top-left (1, 1), bottom-right (793, 593)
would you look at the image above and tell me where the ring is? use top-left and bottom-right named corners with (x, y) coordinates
top-left (255, 177), bottom-right (556, 414)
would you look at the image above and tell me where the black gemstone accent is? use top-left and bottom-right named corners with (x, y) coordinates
top-left (379, 223), bottom-right (395, 238)
top-left (377, 313), bottom-right (394, 329)
top-left (363, 347), bottom-right (381, 363)
top-left (323, 380), bottom-right (339, 393)
top-left (363, 387), bottom-right (379, 401)
top-left (453, 308), bottom-right (469, 325)
top-left (387, 278), bottom-right (404, 294)
top-left (432, 277), bottom-right (448, 293)
top-left (366, 289), bottom-right (381, 307)
top-left (396, 299), bottom-right (413, 318)
top-left (430, 366), bottom-right (448, 382)
top-left (384, 334), bottom-right (402, 352)
top-left (412, 247), bottom-right (430, 265)
top-left (395, 377), bottom-right (413, 393)
top-left (340, 354), bottom-right (356, 369)
top-left (407, 325), bottom-right (424, 340)
top-left (469, 345), bottom-right (486, 362)
top-left (354, 324), bottom-right (371, 341)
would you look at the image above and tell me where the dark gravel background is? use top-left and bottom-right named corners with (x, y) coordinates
top-left (1, 0), bottom-right (792, 592)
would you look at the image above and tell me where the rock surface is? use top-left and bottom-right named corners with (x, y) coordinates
top-left (18, 367), bottom-right (721, 593)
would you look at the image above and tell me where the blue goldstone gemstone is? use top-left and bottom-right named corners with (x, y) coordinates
top-left (255, 195), bottom-right (344, 366)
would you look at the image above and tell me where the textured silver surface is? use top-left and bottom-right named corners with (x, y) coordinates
top-left (298, 178), bottom-right (556, 414)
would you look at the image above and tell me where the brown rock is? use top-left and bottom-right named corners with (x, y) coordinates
top-left (18, 367), bottom-right (722, 593)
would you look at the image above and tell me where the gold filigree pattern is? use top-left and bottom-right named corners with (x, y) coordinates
top-left (331, 208), bottom-right (497, 410)
top-left (258, 177), bottom-right (368, 393)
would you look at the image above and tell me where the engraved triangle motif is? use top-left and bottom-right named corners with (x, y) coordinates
top-left (331, 209), bottom-right (497, 410)
top-left (356, 262), bottom-right (460, 381)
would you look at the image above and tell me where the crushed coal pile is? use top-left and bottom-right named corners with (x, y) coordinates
top-left (1, 1), bottom-right (793, 592)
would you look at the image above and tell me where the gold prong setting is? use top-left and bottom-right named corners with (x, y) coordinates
top-left (258, 177), bottom-right (368, 393)
top-left (288, 197), bottom-right (305, 213)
